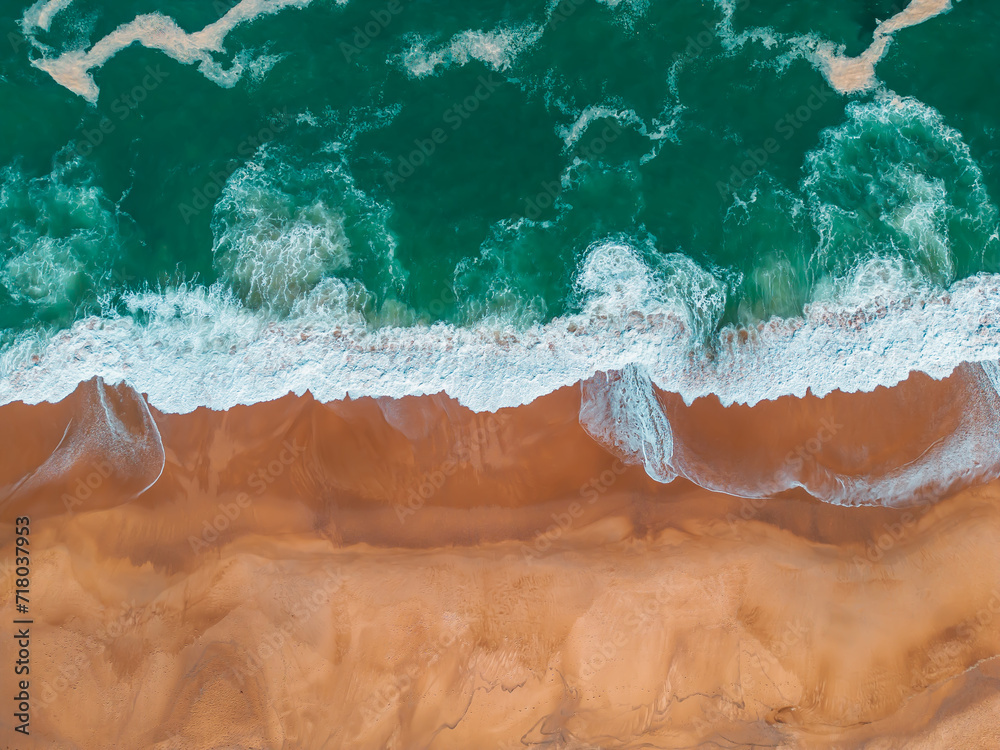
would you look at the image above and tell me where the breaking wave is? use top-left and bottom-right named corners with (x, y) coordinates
top-left (3, 237), bottom-right (1000, 416)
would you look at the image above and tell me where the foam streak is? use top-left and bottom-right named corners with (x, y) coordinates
top-left (28, 0), bottom-right (316, 103)
top-left (815, 0), bottom-right (953, 94)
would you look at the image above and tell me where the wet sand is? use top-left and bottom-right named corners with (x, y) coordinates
top-left (1, 367), bottom-right (999, 748)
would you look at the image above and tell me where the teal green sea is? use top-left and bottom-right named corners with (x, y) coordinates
top-left (1, 0), bottom-right (999, 411)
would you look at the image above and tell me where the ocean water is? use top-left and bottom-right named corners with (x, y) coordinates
top-left (1, 0), bottom-right (999, 414)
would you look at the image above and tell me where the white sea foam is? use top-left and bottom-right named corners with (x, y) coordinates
top-left (3, 231), bottom-right (1000, 422)
top-left (401, 23), bottom-right (543, 78)
top-left (574, 241), bottom-right (726, 341)
top-left (559, 106), bottom-right (635, 150)
top-left (25, 0), bottom-right (317, 103)
top-left (552, 102), bottom-right (679, 171)
top-left (803, 95), bottom-right (997, 286)
top-left (212, 171), bottom-right (354, 315)
top-left (21, 0), bottom-right (77, 34)
top-left (214, 201), bottom-right (351, 314)
top-left (0, 159), bottom-right (128, 309)
top-left (210, 145), bottom-right (405, 319)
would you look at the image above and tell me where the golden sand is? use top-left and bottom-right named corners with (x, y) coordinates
top-left (1, 368), bottom-right (999, 748)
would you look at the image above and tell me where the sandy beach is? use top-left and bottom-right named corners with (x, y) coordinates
top-left (1, 369), bottom-right (999, 748)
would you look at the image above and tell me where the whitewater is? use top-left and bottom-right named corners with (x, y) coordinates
top-left (3, 249), bottom-right (1000, 415)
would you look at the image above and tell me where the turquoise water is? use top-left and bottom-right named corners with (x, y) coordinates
top-left (1, 0), bottom-right (999, 410)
